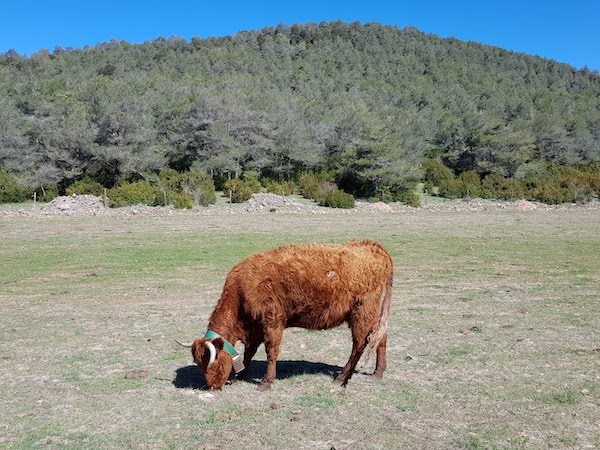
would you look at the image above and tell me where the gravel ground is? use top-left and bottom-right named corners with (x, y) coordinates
top-left (1, 193), bottom-right (598, 218)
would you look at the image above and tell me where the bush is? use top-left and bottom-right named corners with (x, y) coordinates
top-left (399, 190), bottom-right (422, 207)
top-left (170, 191), bottom-right (194, 209)
top-left (66, 178), bottom-right (105, 196)
top-left (224, 178), bottom-right (261, 203)
top-left (525, 165), bottom-right (600, 204)
top-left (481, 175), bottom-right (526, 200)
top-left (437, 178), bottom-right (462, 198)
top-left (36, 186), bottom-right (59, 202)
top-left (158, 168), bottom-right (216, 206)
top-left (264, 180), bottom-right (296, 196)
top-left (422, 159), bottom-right (454, 193)
top-left (298, 172), bottom-right (336, 200)
top-left (181, 170), bottom-right (217, 206)
top-left (0, 169), bottom-right (30, 203)
top-left (530, 182), bottom-right (572, 204)
top-left (157, 168), bottom-right (183, 193)
top-left (318, 189), bottom-right (355, 208)
top-left (457, 171), bottom-right (482, 198)
top-left (108, 181), bottom-right (159, 207)
top-left (557, 166), bottom-right (598, 202)
top-left (438, 170), bottom-right (481, 198)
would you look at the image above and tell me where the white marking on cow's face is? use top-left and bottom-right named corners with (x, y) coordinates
top-left (327, 270), bottom-right (336, 279)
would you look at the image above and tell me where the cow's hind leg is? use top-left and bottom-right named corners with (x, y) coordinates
top-left (335, 335), bottom-right (368, 385)
top-left (372, 333), bottom-right (387, 379)
top-left (335, 296), bottom-right (381, 386)
top-left (335, 320), bottom-right (371, 386)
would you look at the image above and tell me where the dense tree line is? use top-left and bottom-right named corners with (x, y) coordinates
top-left (1, 21), bottom-right (599, 202)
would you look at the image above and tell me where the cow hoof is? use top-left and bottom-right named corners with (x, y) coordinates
top-left (333, 376), bottom-right (347, 386)
top-left (257, 381), bottom-right (272, 392)
top-left (371, 371), bottom-right (384, 380)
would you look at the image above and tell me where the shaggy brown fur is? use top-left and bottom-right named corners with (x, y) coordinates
top-left (187, 240), bottom-right (393, 391)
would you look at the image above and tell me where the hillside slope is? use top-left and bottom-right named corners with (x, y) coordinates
top-left (1, 21), bottom-right (599, 195)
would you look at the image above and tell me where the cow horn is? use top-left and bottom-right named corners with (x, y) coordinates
top-left (175, 339), bottom-right (193, 348)
top-left (205, 341), bottom-right (217, 369)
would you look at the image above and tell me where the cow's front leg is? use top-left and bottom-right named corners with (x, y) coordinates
top-left (258, 326), bottom-right (283, 391)
top-left (238, 339), bottom-right (261, 380)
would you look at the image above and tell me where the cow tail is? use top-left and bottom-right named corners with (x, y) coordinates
top-left (364, 274), bottom-right (393, 364)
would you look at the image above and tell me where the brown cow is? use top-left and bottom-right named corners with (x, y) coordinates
top-left (177, 240), bottom-right (393, 391)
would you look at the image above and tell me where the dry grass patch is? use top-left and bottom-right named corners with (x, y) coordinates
top-left (1, 209), bottom-right (599, 448)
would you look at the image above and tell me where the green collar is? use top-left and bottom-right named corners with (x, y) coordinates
top-left (204, 330), bottom-right (238, 356)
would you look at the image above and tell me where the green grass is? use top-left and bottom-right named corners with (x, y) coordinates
top-left (538, 391), bottom-right (581, 405)
top-left (1, 208), bottom-right (599, 448)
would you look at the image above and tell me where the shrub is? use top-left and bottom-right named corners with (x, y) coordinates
top-left (157, 168), bottom-right (183, 193)
top-left (170, 192), bottom-right (194, 209)
top-left (298, 172), bottom-right (336, 200)
top-left (66, 178), bottom-right (105, 196)
top-left (370, 186), bottom-right (395, 203)
top-left (390, 187), bottom-right (422, 207)
top-left (107, 181), bottom-right (158, 207)
top-left (0, 169), bottom-right (30, 203)
top-left (457, 171), bottom-right (482, 198)
top-left (36, 186), bottom-right (59, 202)
top-left (158, 168), bottom-right (216, 206)
top-left (438, 171), bottom-right (481, 198)
top-left (224, 178), bottom-right (261, 203)
top-left (401, 191), bottom-right (422, 207)
top-left (558, 166), bottom-right (597, 202)
top-left (437, 178), bottom-right (462, 198)
top-left (481, 175), bottom-right (526, 200)
top-left (525, 165), bottom-right (600, 204)
top-left (181, 170), bottom-right (217, 206)
top-left (264, 180), bottom-right (296, 196)
top-left (422, 159), bottom-right (454, 193)
top-left (243, 173), bottom-right (263, 192)
top-left (530, 182), bottom-right (573, 204)
top-left (318, 189), bottom-right (355, 208)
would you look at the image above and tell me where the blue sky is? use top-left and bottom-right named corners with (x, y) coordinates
top-left (2, 0), bottom-right (598, 70)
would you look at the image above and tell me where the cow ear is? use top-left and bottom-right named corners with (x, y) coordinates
top-left (212, 338), bottom-right (225, 352)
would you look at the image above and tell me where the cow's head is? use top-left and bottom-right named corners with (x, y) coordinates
top-left (178, 338), bottom-right (233, 389)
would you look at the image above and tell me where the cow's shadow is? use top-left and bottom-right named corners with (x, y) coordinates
top-left (173, 360), bottom-right (342, 390)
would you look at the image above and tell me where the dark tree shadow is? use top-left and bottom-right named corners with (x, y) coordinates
top-left (173, 360), bottom-right (343, 389)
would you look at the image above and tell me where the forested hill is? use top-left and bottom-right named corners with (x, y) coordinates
top-left (1, 21), bottom-right (599, 200)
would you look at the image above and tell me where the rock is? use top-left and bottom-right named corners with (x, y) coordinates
top-left (41, 195), bottom-right (106, 215)
top-left (363, 202), bottom-right (392, 212)
top-left (514, 200), bottom-right (537, 210)
top-left (246, 193), bottom-right (309, 211)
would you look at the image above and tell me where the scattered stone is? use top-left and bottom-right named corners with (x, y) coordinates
top-left (1, 195), bottom-right (598, 218)
top-left (360, 201), bottom-right (392, 212)
top-left (42, 195), bottom-right (106, 215)
top-left (246, 193), bottom-right (308, 211)
top-left (514, 199), bottom-right (537, 210)
top-left (197, 392), bottom-right (217, 403)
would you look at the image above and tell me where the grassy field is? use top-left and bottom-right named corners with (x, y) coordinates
top-left (1, 208), bottom-right (599, 449)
